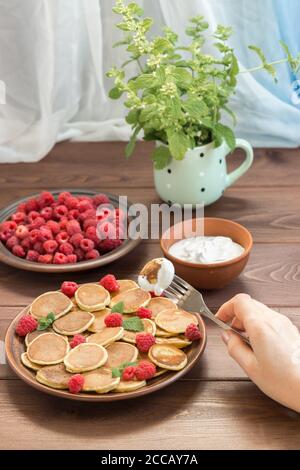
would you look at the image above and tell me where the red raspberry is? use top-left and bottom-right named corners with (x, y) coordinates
top-left (68, 209), bottom-right (79, 220)
top-left (56, 231), bottom-right (69, 244)
top-left (98, 238), bottom-right (123, 253)
top-left (65, 196), bottom-right (78, 210)
top-left (70, 232), bottom-right (84, 247)
top-left (43, 239), bottom-right (58, 254)
top-left (26, 250), bottom-right (39, 262)
top-left (29, 229), bottom-right (41, 244)
top-left (57, 192), bottom-right (72, 204)
top-left (0, 230), bottom-right (12, 242)
top-left (80, 209), bottom-right (96, 221)
top-left (40, 207), bottom-right (53, 221)
top-left (11, 212), bottom-right (26, 224)
top-left (12, 245), bottom-right (26, 258)
top-left (6, 236), bottom-right (19, 250)
top-left (66, 220), bottom-right (81, 236)
top-left (33, 241), bottom-right (44, 253)
top-left (37, 191), bottom-right (55, 208)
top-left (134, 361), bottom-right (156, 381)
top-left (104, 313), bottom-right (123, 327)
top-left (53, 205), bottom-right (68, 219)
top-left (83, 218), bottom-right (97, 231)
top-left (16, 314), bottom-right (38, 336)
top-left (137, 307), bottom-right (152, 319)
top-left (61, 281), bottom-right (79, 297)
top-left (39, 226), bottom-right (53, 241)
top-left (84, 226), bottom-right (97, 242)
top-left (93, 194), bottom-right (110, 207)
top-left (77, 200), bottom-right (93, 213)
top-left (38, 254), bottom-right (53, 264)
top-left (21, 237), bottom-right (32, 250)
top-left (27, 211), bottom-right (40, 223)
top-left (68, 374), bottom-right (84, 394)
top-left (59, 242), bottom-right (74, 255)
top-left (97, 221), bottom-right (115, 240)
top-left (15, 225), bottom-right (29, 240)
top-left (85, 249), bottom-right (100, 260)
top-left (80, 238), bottom-right (94, 252)
top-left (46, 220), bottom-right (60, 235)
top-left (185, 323), bottom-right (201, 341)
top-left (100, 274), bottom-right (119, 292)
top-left (25, 198), bottom-right (39, 213)
top-left (59, 218), bottom-right (69, 230)
top-left (53, 252), bottom-right (68, 264)
top-left (1, 220), bottom-right (17, 232)
top-left (122, 366), bottom-right (137, 381)
top-left (67, 254), bottom-right (77, 263)
top-left (74, 248), bottom-right (85, 261)
top-left (70, 334), bottom-right (86, 349)
top-left (30, 217), bottom-right (45, 230)
top-left (135, 333), bottom-right (156, 353)
top-left (97, 207), bottom-right (112, 223)
top-left (17, 202), bottom-right (26, 213)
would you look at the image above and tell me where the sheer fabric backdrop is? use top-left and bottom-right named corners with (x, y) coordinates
top-left (0, 0), bottom-right (299, 162)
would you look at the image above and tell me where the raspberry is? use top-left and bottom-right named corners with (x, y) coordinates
top-left (59, 218), bottom-right (69, 230)
top-left (185, 323), bottom-right (201, 341)
top-left (46, 220), bottom-right (60, 235)
top-left (83, 218), bottom-right (97, 231)
top-left (85, 226), bottom-right (98, 243)
top-left (12, 245), bottom-right (26, 258)
top-left (122, 366), bottom-right (137, 381)
top-left (0, 230), bottom-right (12, 242)
top-left (30, 216), bottom-right (46, 230)
top-left (26, 250), bottom-right (39, 262)
top-left (53, 252), bottom-right (68, 264)
top-left (77, 200), bottom-right (93, 213)
top-left (57, 192), bottom-right (72, 204)
top-left (100, 274), bottom-right (119, 292)
top-left (67, 254), bottom-right (77, 263)
top-left (59, 242), bottom-right (74, 255)
top-left (65, 196), bottom-right (78, 210)
top-left (61, 281), bottom-right (79, 297)
top-left (85, 249), bottom-right (100, 260)
top-left (15, 225), bottom-right (29, 240)
top-left (33, 241), bottom-right (44, 253)
top-left (25, 198), bottom-right (39, 213)
top-left (98, 238), bottom-right (123, 253)
top-left (97, 207), bottom-right (112, 223)
top-left (69, 232), bottom-right (84, 247)
top-left (43, 239), bottom-right (58, 254)
top-left (70, 334), bottom-right (86, 349)
top-left (27, 211), bottom-right (40, 223)
top-left (6, 236), bottom-right (19, 250)
top-left (74, 248), bottom-right (85, 261)
top-left (38, 254), bottom-right (53, 264)
top-left (21, 237), bottom-right (32, 250)
top-left (39, 226), bottom-right (53, 241)
top-left (29, 229), bottom-right (41, 244)
top-left (16, 314), bottom-right (38, 336)
top-left (137, 307), bottom-right (152, 319)
top-left (80, 238), bottom-right (94, 252)
top-left (68, 209), bottom-right (80, 220)
top-left (81, 208), bottom-right (96, 220)
top-left (17, 202), bottom-right (26, 213)
top-left (66, 220), bottom-right (81, 236)
top-left (40, 207), bottom-right (53, 221)
top-left (134, 361), bottom-right (156, 381)
top-left (53, 205), bottom-right (68, 219)
top-left (1, 220), bottom-right (17, 232)
top-left (68, 374), bottom-right (84, 394)
top-left (56, 231), bottom-right (69, 244)
top-left (37, 191), bottom-right (55, 208)
top-left (11, 212), bottom-right (26, 224)
top-left (135, 333), bottom-right (156, 353)
top-left (93, 194), bottom-right (110, 207)
top-left (104, 313), bottom-right (123, 327)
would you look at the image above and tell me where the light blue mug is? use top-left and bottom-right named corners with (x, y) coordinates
top-left (153, 139), bottom-right (254, 206)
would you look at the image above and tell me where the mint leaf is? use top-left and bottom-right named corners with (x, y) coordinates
top-left (37, 312), bottom-right (55, 331)
top-left (122, 316), bottom-right (144, 332)
top-left (111, 301), bottom-right (125, 314)
top-left (213, 124), bottom-right (236, 151)
top-left (47, 312), bottom-right (55, 323)
top-left (112, 361), bottom-right (138, 378)
top-left (108, 87), bottom-right (124, 99)
top-left (111, 367), bottom-right (122, 378)
top-left (151, 146), bottom-right (171, 170)
top-left (167, 130), bottom-right (191, 160)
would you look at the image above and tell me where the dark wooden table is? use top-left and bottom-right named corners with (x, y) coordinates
top-left (1, 142), bottom-right (300, 450)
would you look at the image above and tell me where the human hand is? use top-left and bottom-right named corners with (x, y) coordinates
top-left (216, 294), bottom-right (300, 412)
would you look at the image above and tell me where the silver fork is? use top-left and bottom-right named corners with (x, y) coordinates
top-left (164, 274), bottom-right (251, 346)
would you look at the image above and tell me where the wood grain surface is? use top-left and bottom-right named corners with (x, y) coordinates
top-left (1, 141), bottom-right (300, 449)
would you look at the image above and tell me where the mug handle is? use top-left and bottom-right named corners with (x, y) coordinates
top-left (225, 139), bottom-right (254, 188)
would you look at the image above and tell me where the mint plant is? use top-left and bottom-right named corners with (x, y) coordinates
top-left (108, 0), bottom-right (300, 169)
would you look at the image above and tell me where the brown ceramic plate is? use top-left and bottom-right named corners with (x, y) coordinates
top-left (0, 189), bottom-right (141, 273)
top-left (5, 304), bottom-right (207, 402)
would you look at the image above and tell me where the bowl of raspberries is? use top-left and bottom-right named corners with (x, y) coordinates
top-left (0, 189), bottom-right (140, 272)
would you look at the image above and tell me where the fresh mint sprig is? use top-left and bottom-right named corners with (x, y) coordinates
top-left (111, 301), bottom-right (125, 313)
top-left (122, 316), bottom-right (144, 332)
top-left (37, 312), bottom-right (55, 331)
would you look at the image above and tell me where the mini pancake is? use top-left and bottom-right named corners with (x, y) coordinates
top-left (105, 342), bottom-right (138, 369)
top-left (155, 326), bottom-right (178, 338)
top-left (110, 287), bottom-right (151, 313)
top-left (30, 291), bottom-right (73, 320)
top-left (86, 327), bottom-right (124, 347)
top-left (36, 363), bottom-right (72, 389)
top-left (75, 283), bottom-right (110, 312)
top-left (82, 367), bottom-right (120, 393)
top-left (149, 344), bottom-right (187, 371)
top-left (155, 308), bottom-right (198, 334)
top-left (110, 279), bottom-right (138, 299)
top-left (114, 379), bottom-right (146, 393)
top-left (21, 352), bottom-right (44, 371)
top-left (147, 297), bottom-right (177, 318)
top-left (155, 336), bottom-right (192, 349)
top-left (25, 328), bottom-right (53, 347)
top-left (27, 332), bottom-right (69, 365)
top-left (52, 310), bottom-right (95, 336)
top-left (64, 343), bottom-right (108, 373)
top-left (87, 308), bottom-right (111, 333)
top-left (123, 318), bottom-right (156, 344)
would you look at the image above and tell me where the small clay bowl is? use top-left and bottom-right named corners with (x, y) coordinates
top-left (160, 218), bottom-right (253, 290)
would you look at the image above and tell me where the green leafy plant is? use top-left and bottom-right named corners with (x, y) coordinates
top-left (122, 316), bottom-right (145, 332)
top-left (111, 301), bottom-right (125, 313)
top-left (37, 312), bottom-right (55, 331)
top-left (107, 0), bottom-right (300, 169)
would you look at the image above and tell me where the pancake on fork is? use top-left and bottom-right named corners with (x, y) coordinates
top-left (147, 297), bottom-right (177, 318)
top-left (21, 352), bottom-right (44, 371)
top-left (87, 308), bottom-right (110, 333)
top-left (64, 343), bottom-right (108, 373)
top-left (82, 367), bottom-right (120, 393)
top-left (53, 310), bottom-right (95, 336)
top-left (75, 283), bottom-right (110, 312)
top-left (36, 363), bottom-right (72, 389)
top-left (105, 342), bottom-right (138, 369)
top-left (87, 327), bottom-right (124, 347)
top-left (27, 332), bottom-right (69, 365)
top-left (110, 287), bottom-right (151, 313)
top-left (149, 344), bottom-right (187, 371)
top-left (30, 291), bottom-right (73, 320)
top-left (155, 308), bottom-right (198, 334)
top-left (110, 279), bottom-right (138, 299)
top-left (122, 318), bottom-right (156, 344)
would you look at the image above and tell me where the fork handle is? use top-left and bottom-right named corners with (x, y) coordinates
top-left (199, 308), bottom-right (251, 346)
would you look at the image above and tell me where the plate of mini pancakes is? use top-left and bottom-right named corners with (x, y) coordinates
top-left (5, 277), bottom-right (207, 401)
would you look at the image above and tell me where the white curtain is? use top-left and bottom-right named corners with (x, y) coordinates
top-left (0, 0), bottom-right (299, 163)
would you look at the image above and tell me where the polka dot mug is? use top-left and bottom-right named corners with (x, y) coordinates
top-left (153, 139), bottom-right (253, 206)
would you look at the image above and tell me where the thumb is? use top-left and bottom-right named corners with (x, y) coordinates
top-left (221, 330), bottom-right (257, 378)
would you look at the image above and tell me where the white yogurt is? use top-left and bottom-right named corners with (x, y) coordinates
top-left (169, 236), bottom-right (245, 264)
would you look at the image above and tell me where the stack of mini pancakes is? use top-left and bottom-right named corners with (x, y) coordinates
top-left (19, 279), bottom-right (200, 394)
